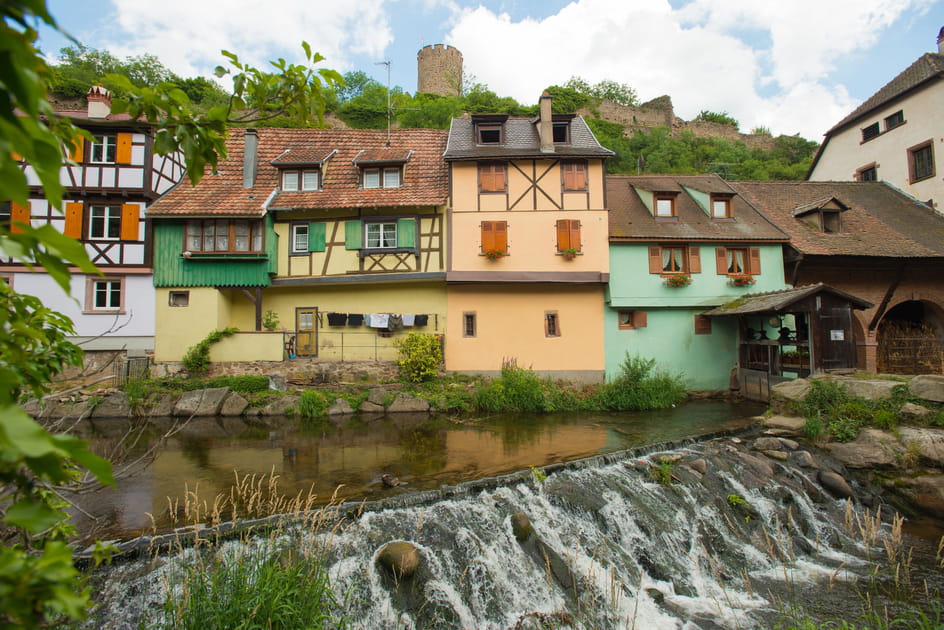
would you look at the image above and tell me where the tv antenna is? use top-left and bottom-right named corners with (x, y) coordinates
top-left (375, 60), bottom-right (392, 146)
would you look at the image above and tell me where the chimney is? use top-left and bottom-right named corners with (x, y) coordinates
top-left (539, 91), bottom-right (554, 153)
top-left (242, 129), bottom-right (258, 188)
top-left (938, 26), bottom-right (943, 54)
top-left (87, 85), bottom-right (111, 119)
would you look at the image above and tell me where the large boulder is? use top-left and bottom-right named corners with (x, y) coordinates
top-left (899, 402), bottom-right (932, 422)
top-left (386, 393), bottom-right (430, 414)
top-left (898, 427), bottom-right (944, 466)
top-left (888, 475), bottom-right (944, 519)
top-left (762, 415), bottom-right (807, 435)
top-left (148, 394), bottom-right (177, 418)
top-left (376, 541), bottom-right (421, 579)
top-left (511, 512), bottom-right (533, 542)
top-left (839, 379), bottom-right (901, 401)
top-left (827, 429), bottom-right (901, 468)
top-left (818, 470), bottom-right (855, 500)
top-left (258, 394), bottom-right (299, 416)
top-left (174, 387), bottom-right (229, 417)
top-left (327, 397), bottom-right (354, 416)
top-left (770, 379), bottom-right (812, 412)
top-left (220, 392), bottom-right (249, 417)
top-left (909, 375), bottom-right (944, 403)
top-left (91, 392), bottom-right (132, 418)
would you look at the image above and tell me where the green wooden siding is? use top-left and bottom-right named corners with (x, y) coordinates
top-left (152, 221), bottom-right (273, 287)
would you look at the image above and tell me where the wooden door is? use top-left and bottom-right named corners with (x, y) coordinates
top-left (295, 307), bottom-right (318, 357)
top-left (818, 306), bottom-right (855, 370)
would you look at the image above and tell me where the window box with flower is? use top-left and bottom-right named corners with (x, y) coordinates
top-left (728, 274), bottom-right (756, 287)
top-left (483, 248), bottom-right (507, 260)
top-left (558, 247), bottom-right (580, 260)
top-left (664, 273), bottom-right (692, 288)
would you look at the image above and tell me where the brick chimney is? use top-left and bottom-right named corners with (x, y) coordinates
top-left (539, 91), bottom-right (553, 153)
top-left (242, 129), bottom-right (258, 188)
top-left (938, 26), bottom-right (943, 54)
top-left (87, 85), bottom-right (111, 119)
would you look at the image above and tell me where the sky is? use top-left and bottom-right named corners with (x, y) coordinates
top-left (36, 0), bottom-right (944, 140)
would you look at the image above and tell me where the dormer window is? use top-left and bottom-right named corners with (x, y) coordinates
top-left (710, 195), bottom-right (733, 219)
top-left (477, 124), bottom-right (502, 144)
top-left (822, 211), bottom-right (842, 233)
top-left (792, 196), bottom-right (848, 234)
top-left (552, 121), bottom-right (570, 144)
top-left (281, 169), bottom-right (320, 191)
top-left (655, 194), bottom-right (677, 218)
top-left (362, 166), bottom-right (402, 189)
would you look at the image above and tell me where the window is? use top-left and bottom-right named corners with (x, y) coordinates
top-left (291, 223), bottom-right (309, 253)
top-left (463, 312), bottom-right (477, 337)
top-left (363, 167), bottom-right (401, 189)
top-left (861, 122), bottom-right (880, 142)
top-left (479, 162), bottom-right (506, 192)
top-left (184, 219), bottom-right (265, 253)
top-left (710, 196), bottom-right (732, 218)
top-left (476, 124), bottom-right (502, 144)
top-left (0, 201), bottom-right (10, 229)
top-left (169, 291), bottom-right (190, 307)
top-left (281, 169), bottom-right (321, 191)
top-left (86, 277), bottom-right (123, 312)
top-left (302, 170), bottom-right (320, 190)
top-left (562, 160), bottom-right (587, 191)
top-left (552, 122), bottom-right (570, 144)
top-left (908, 140), bottom-right (935, 182)
top-left (545, 311), bottom-right (560, 337)
top-left (365, 222), bottom-right (397, 249)
top-left (89, 205), bottom-right (121, 240)
top-left (90, 135), bottom-right (116, 163)
top-left (648, 245), bottom-right (700, 275)
top-left (655, 195), bottom-right (676, 217)
top-left (715, 247), bottom-right (761, 276)
top-left (481, 220), bottom-right (508, 255)
top-left (0, 273), bottom-right (13, 288)
top-left (282, 171), bottom-right (299, 191)
top-left (618, 310), bottom-right (647, 330)
top-left (694, 314), bottom-right (712, 335)
top-left (556, 219), bottom-right (581, 253)
top-left (884, 110), bottom-right (904, 130)
top-left (856, 164), bottom-right (878, 182)
top-left (822, 211), bottom-right (842, 233)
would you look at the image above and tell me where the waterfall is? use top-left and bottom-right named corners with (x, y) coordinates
top-left (89, 434), bottom-right (937, 629)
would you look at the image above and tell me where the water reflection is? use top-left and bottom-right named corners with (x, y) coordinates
top-left (69, 400), bottom-right (764, 540)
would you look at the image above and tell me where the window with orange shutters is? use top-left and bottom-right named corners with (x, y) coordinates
top-left (561, 160), bottom-right (587, 191)
top-left (556, 219), bottom-right (581, 253)
top-left (10, 201), bottom-right (30, 234)
top-left (480, 220), bottom-right (508, 255)
top-left (478, 162), bottom-right (506, 192)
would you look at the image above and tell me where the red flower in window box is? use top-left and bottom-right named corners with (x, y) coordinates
top-left (483, 248), bottom-right (507, 260)
top-left (664, 273), bottom-right (692, 288)
top-left (559, 247), bottom-right (579, 260)
top-left (729, 274), bottom-right (755, 287)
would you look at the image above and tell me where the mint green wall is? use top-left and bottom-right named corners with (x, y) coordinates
top-left (605, 242), bottom-right (788, 390)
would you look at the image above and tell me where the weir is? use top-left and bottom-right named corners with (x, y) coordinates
top-left (89, 431), bottom-right (944, 629)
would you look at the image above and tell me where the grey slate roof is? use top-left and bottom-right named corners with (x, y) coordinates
top-left (607, 174), bottom-right (790, 242)
top-left (702, 283), bottom-right (872, 316)
top-left (443, 115), bottom-right (614, 160)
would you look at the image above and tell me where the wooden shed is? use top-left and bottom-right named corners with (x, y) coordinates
top-left (703, 283), bottom-right (872, 400)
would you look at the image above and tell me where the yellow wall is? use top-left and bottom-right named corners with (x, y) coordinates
top-left (211, 331), bottom-right (284, 362)
top-left (445, 284), bottom-right (605, 373)
top-left (155, 287), bottom-right (229, 361)
top-left (451, 160), bottom-right (606, 212)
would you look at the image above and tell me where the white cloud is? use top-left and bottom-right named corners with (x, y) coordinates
top-left (102, 0), bottom-right (392, 80)
top-left (444, 0), bottom-right (928, 138)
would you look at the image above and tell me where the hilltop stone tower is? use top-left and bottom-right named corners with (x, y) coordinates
top-left (417, 44), bottom-right (463, 97)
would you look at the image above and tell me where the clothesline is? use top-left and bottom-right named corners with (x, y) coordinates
top-left (324, 312), bottom-right (429, 329)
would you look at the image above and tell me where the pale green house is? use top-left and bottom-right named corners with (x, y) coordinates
top-left (605, 174), bottom-right (790, 390)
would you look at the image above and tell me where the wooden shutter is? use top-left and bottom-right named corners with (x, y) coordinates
top-left (344, 220), bottom-right (362, 249)
top-left (694, 314), bottom-right (712, 335)
top-left (687, 246), bottom-right (701, 273)
top-left (633, 311), bottom-right (648, 328)
top-left (120, 204), bottom-right (139, 241)
top-left (10, 201), bottom-right (29, 234)
top-left (480, 163), bottom-right (505, 192)
top-left (396, 218), bottom-right (416, 248)
top-left (556, 219), bottom-right (581, 251)
top-left (648, 246), bottom-right (662, 274)
top-left (482, 220), bottom-right (507, 253)
top-left (69, 138), bottom-right (84, 163)
top-left (116, 133), bottom-right (133, 164)
top-left (64, 202), bottom-right (84, 239)
top-left (308, 222), bottom-right (326, 252)
top-left (748, 248), bottom-right (761, 275)
top-left (715, 247), bottom-right (728, 275)
top-left (562, 161), bottom-right (586, 190)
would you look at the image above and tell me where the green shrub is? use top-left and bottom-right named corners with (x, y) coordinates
top-left (394, 332), bottom-right (443, 383)
top-left (800, 379), bottom-right (851, 419)
top-left (827, 417), bottom-right (861, 443)
top-left (474, 364), bottom-right (553, 413)
top-left (803, 416), bottom-right (824, 439)
top-left (298, 390), bottom-right (327, 419)
top-left (182, 327), bottom-right (238, 374)
top-left (872, 409), bottom-right (898, 430)
top-left (929, 410), bottom-right (944, 427)
top-left (592, 354), bottom-right (686, 411)
top-left (833, 400), bottom-right (874, 425)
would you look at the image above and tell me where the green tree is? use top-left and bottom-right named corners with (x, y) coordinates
top-left (564, 76), bottom-right (638, 107)
top-left (694, 109), bottom-right (739, 129)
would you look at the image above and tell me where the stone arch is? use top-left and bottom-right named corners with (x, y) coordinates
top-left (876, 298), bottom-right (944, 374)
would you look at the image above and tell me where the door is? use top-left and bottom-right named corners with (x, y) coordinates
top-left (295, 307), bottom-right (318, 357)
top-left (819, 306), bottom-right (855, 370)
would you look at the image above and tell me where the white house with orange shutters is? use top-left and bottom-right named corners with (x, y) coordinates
top-left (1, 86), bottom-right (185, 355)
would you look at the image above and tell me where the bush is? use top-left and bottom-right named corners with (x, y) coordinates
top-left (827, 417), bottom-right (861, 443)
top-left (872, 409), bottom-right (898, 430)
top-left (182, 327), bottom-right (238, 374)
top-left (592, 354), bottom-right (686, 411)
top-left (474, 365), bottom-right (553, 413)
top-left (803, 416), bottom-right (824, 440)
top-left (298, 390), bottom-right (327, 419)
top-left (800, 380), bottom-right (851, 419)
top-left (394, 332), bottom-right (442, 383)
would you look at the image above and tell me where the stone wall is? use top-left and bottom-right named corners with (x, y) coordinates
top-left (152, 358), bottom-right (400, 384)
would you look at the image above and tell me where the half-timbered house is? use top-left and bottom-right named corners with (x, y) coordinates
top-left (443, 93), bottom-right (613, 381)
top-left (2, 86), bottom-right (185, 357)
top-left (147, 127), bottom-right (448, 363)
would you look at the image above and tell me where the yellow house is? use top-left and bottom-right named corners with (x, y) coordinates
top-left (148, 128), bottom-right (449, 363)
top-left (443, 94), bottom-right (613, 381)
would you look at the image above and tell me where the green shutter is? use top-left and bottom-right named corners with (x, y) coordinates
top-left (309, 222), bottom-right (326, 252)
top-left (397, 218), bottom-right (416, 249)
top-left (344, 220), bottom-right (362, 249)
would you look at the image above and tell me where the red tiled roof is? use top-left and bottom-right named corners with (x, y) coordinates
top-left (352, 148), bottom-right (412, 164)
top-left (270, 145), bottom-right (337, 165)
top-left (729, 181), bottom-right (944, 258)
top-left (148, 127), bottom-right (448, 217)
